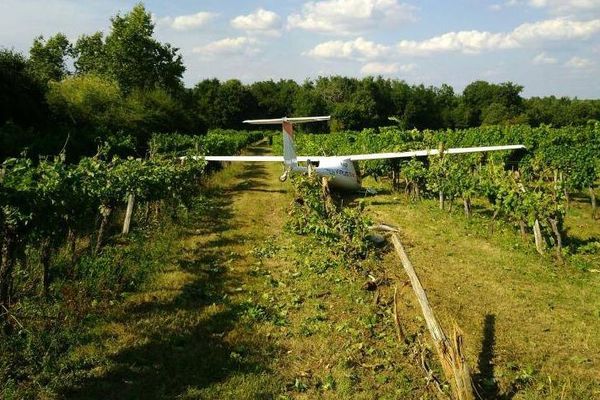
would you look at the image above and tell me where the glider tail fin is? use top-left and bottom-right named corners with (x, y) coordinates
top-left (282, 121), bottom-right (298, 170)
top-left (242, 116), bottom-right (330, 175)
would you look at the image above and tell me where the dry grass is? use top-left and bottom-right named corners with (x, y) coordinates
top-left (364, 182), bottom-right (600, 399)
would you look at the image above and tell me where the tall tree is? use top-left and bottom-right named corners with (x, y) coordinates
top-left (250, 79), bottom-right (298, 118)
top-left (104, 4), bottom-right (184, 92)
top-left (73, 4), bottom-right (185, 93)
top-left (293, 81), bottom-right (328, 132)
top-left (28, 33), bottom-right (72, 83)
top-left (0, 49), bottom-right (46, 127)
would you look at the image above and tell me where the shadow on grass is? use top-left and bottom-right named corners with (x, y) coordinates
top-left (62, 153), bottom-right (279, 399)
top-left (64, 305), bottom-right (269, 399)
top-left (475, 314), bottom-right (501, 399)
top-left (475, 314), bottom-right (532, 400)
top-left (564, 233), bottom-right (600, 254)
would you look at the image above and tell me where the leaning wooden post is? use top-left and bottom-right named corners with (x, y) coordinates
top-left (391, 234), bottom-right (475, 400)
top-left (122, 193), bottom-right (135, 235)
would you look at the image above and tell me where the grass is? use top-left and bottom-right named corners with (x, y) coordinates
top-left (5, 144), bottom-right (599, 399)
top-left (53, 144), bottom-right (428, 399)
top-left (363, 179), bottom-right (600, 399)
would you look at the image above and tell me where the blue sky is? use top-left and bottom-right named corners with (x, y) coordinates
top-left (1, 0), bottom-right (599, 97)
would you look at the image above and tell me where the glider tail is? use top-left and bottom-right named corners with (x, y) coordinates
top-left (282, 121), bottom-right (298, 170)
top-left (242, 116), bottom-right (330, 177)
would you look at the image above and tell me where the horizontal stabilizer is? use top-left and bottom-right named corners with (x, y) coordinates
top-left (243, 116), bottom-right (330, 125)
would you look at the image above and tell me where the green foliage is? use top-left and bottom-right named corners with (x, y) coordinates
top-left (149, 129), bottom-right (265, 157)
top-left (27, 33), bottom-right (72, 83)
top-left (193, 79), bottom-right (257, 129)
top-left (75, 4), bottom-right (185, 93)
top-left (4, 15), bottom-right (600, 159)
top-left (0, 49), bottom-right (47, 129)
top-left (463, 81), bottom-right (524, 126)
top-left (280, 123), bottom-right (599, 255)
top-left (47, 74), bottom-right (121, 127)
top-left (287, 174), bottom-right (372, 262)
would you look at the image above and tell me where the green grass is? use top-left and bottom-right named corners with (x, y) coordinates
top-left (363, 178), bottom-right (600, 399)
top-left (4, 144), bottom-right (599, 399)
top-left (48, 145), bottom-right (426, 399)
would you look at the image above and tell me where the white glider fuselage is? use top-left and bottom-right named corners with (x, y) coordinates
top-left (310, 158), bottom-right (362, 191)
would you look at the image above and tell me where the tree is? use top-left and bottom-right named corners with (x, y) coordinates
top-left (28, 33), bottom-right (72, 83)
top-left (250, 79), bottom-right (298, 118)
top-left (46, 74), bottom-right (121, 128)
top-left (73, 32), bottom-right (107, 75)
top-left (481, 102), bottom-right (511, 125)
top-left (292, 81), bottom-right (328, 132)
top-left (192, 79), bottom-right (256, 129)
top-left (73, 4), bottom-right (185, 94)
top-left (193, 78), bottom-right (222, 128)
top-left (462, 81), bottom-right (524, 126)
top-left (214, 79), bottom-right (256, 128)
top-left (0, 49), bottom-right (47, 127)
top-left (120, 87), bottom-right (196, 143)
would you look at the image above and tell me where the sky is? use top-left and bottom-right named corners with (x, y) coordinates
top-left (1, 0), bottom-right (599, 98)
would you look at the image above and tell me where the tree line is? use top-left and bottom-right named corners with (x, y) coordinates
top-left (2, 3), bottom-right (600, 161)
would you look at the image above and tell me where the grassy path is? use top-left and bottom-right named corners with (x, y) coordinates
top-left (63, 144), bottom-right (421, 399)
top-left (367, 190), bottom-right (600, 399)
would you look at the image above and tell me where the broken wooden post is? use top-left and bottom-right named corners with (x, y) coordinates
top-left (122, 193), bottom-right (135, 235)
top-left (391, 233), bottom-right (475, 400)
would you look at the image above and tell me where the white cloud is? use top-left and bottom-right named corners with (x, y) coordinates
top-left (304, 17), bottom-right (600, 62)
top-left (524, 0), bottom-right (600, 14)
top-left (512, 18), bottom-right (600, 41)
top-left (287, 0), bottom-right (417, 35)
top-left (532, 52), bottom-right (558, 64)
top-left (305, 37), bottom-right (390, 60)
top-left (397, 31), bottom-right (518, 54)
top-left (159, 12), bottom-right (217, 31)
top-left (193, 37), bottom-right (260, 58)
top-left (394, 17), bottom-right (600, 55)
top-left (360, 62), bottom-right (415, 74)
top-left (565, 55), bottom-right (594, 68)
top-left (231, 9), bottom-right (281, 35)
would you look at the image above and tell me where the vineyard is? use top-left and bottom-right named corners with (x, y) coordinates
top-left (0, 130), bottom-right (265, 395)
top-left (276, 123), bottom-right (600, 260)
top-left (1, 124), bottom-right (600, 399)
top-left (3, 2), bottom-right (600, 398)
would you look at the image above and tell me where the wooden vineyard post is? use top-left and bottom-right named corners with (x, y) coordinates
top-left (122, 193), bottom-right (135, 235)
top-left (94, 205), bottom-right (112, 255)
top-left (391, 234), bottom-right (475, 400)
top-left (547, 217), bottom-right (563, 262)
